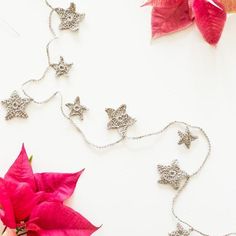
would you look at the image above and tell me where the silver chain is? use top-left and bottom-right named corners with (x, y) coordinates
top-left (21, 67), bottom-right (212, 151)
top-left (48, 9), bottom-right (57, 37)
top-left (21, 67), bottom-right (58, 105)
top-left (46, 37), bottom-right (58, 65)
top-left (170, 126), bottom-right (236, 236)
top-left (45, 0), bottom-right (54, 10)
top-left (18, 1), bottom-right (236, 236)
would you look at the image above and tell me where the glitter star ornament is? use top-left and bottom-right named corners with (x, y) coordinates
top-left (55, 3), bottom-right (85, 32)
top-left (51, 56), bottom-right (73, 77)
top-left (1, 91), bottom-right (32, 120)
top-left (169, 224), bottom-right (192, 236)
top-left (66, 96), bottom-right (87, 120)
top-left (157, 160), bottom-right (189, 190)
top-left (105, 104), bottom-right (136, 137)
top-left (178, 127), bottom-right (198, 149)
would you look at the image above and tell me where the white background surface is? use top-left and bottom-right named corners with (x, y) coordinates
top-left (0, 0), bottom-right (236, 235)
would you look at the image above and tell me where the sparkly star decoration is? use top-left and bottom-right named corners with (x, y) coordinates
top-left (51, 56), bottom-right (73, 77)
top-left (55, 3), bottom-right (85, 32)
top-left (105, 104), bottom-right (136, 137)
top-left (157, 160), bottom-right (189, 190)
top-left (169, 224), bottom-right (192, 236)
top-left (178, 127), bottom-right (198, 149)
top-left (66, 96), bottom-right (87, 120)
top-left (1, 91), bottom-right (32, 120)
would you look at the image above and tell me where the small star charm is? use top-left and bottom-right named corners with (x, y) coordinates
top-left (157, 160), bottom-right (189, 190)
top-left (178, 127), bottom-right (198, 149)
top-left (169, 224), bottom-right (192, 236)
top-left (1, 91), bottom-right (32, 120)
top-left (55, 3), bottom-right (85, 32)
top-left (51, 56), bottom-right (73, 77)
top-left (105, 104), bottom-right (136, 137)
top-left (66, 96), bottom-right (87, 120)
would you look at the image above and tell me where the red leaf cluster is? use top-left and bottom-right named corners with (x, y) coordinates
top-left (0, 145), bottom-right (99, 236)
top-left (143, 0), bottom-right (228, 45)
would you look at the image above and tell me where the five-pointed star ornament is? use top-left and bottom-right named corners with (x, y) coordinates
top-left (66, 96), bottom-right (87, 120)
top-left (55, 3), bottom-right (85, 32)
top-left (157, 160), bottom-right (189, 190)
top-left (51, 56), bottom-right (73, 77)
top-left (1, 91), bottom-right (32, 120)
top-left (105, 104), bottom-right (136, 137)
top-left (169, 224), bottom-right (192, 236)
top-left (178, 127), bottom-right (198, 149)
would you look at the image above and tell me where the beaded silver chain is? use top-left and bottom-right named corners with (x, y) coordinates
top-left (1, 1), bottom-right (235, 236)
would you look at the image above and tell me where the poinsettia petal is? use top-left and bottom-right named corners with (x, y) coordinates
top-left (0, 178), bottom-right (16, 228)
top-left (28, 202), bottom-right (99, 236)
top-left (5, 181), bottom-right (42, 222)
top-left (219, 0), bottom-right (236, 12)
top-left (142, 0), bottom-right (183, 8)
top-left (34, 170), bottom-right (84, 202)
top-left (28, 229), bottom-right (97, 236)
top-left (152, 0), bottom-right (194, 38)
top-left (5, 145), bottom-right (36, 190)
top-left (193, 0), bottom-right (226, 45)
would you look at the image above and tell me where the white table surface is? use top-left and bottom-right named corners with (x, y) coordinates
top-left (1, 0), bottom-right (236, 235)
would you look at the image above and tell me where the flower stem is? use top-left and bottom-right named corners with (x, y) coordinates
top-left (1, 227), bottom-right (7, 235)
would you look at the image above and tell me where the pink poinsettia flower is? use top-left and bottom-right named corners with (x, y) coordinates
top-left (143, 0), bottom-right (227, 45)
top-left (0, 145), bottom-right (99, 236)
top-left (26, 202), bottom-right (99, 236)
top-left (151, 0), bottom-right (194, 38)
top-left (193, 0), bottom-right (226, 45)
top-left (142, 0), bottom-right (184, 8)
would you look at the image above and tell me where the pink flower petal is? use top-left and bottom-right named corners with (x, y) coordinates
top-left (5, 145), bottom-right (36, 190)
top-left (5, 181), bottom-right (41, 223)
top-left (193, 0), bottom-right (226, 45)
top-left (28, 202), bottom-right (99, 236)
top-left (152, 0), bottom-right (194, 38)
top-left (0, 178), bottom-right (16, 228)
top-left (142, 0), bottom-right (183, 8)
top-left (34, 170), bottom-right (84, 202)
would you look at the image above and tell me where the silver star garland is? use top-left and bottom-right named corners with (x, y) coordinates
top-left (51, 56), bottom-right (73, 77)
top-left (157, 160), bottom-right (189, 190)
top-left (66, 96), bottom-right (87, 120)
top-left (178, 127), bottom-right (198, 149)
top-left (105, 104), bottom-right (136, 137)
top-left (1, 91), bottom-right (32, 120)
top-left (169, 224), bottom-right (192, 236)
top-left (55, 3), bottom-right (85, 32)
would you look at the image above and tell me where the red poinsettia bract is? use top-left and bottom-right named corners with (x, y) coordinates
top-left (143, 0), bottom-right (229, 45)
top-left (0, 145), bottom-right (99, 236)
